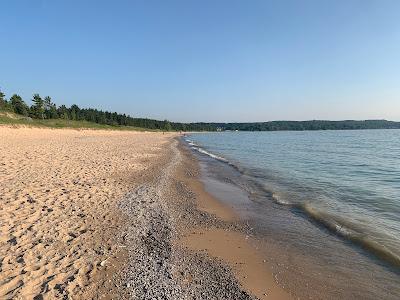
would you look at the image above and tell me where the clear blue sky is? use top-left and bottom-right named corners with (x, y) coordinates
top-left (1, 0), bottom-right (400, 122)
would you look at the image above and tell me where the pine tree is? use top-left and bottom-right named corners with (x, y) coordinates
top-left (10, 94), bottom-right (29, 116)
top-left (57, 105), bottom-right (69, 119)
top-left (44, 96), bottom-right (51, 118)
top-left (0, 89), bottom-right (7, 110)
top-left (43, 96), bottom-right (58, 119)
top-left (164, 120), bottom-right (172, 131)
top-left (32, 94), bottom-right (44, 119)
top-left (49, 103), bottom-right (58, 119)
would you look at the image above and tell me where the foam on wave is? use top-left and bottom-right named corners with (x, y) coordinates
top-left (192, 146), bottom-right (228, 163)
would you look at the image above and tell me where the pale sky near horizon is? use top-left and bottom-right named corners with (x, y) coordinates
top-left (1, 0), bottom-right (400, 122)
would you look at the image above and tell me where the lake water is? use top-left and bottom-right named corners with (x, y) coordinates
top-left (185, 130), bottom-right (400, 299)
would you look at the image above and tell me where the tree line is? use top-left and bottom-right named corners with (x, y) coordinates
top-left (0, 89), bottom-right (215, 131)
top-left (213, 120), bottom-right (400, 131)
top-left (1, 88), bottom-right (399, 131)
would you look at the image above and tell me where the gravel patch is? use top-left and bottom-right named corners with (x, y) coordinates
top-left (118, 139), bottom-right (256, 299)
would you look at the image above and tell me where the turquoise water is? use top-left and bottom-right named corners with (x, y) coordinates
top-left (187, 130), bottom-right (400, 269)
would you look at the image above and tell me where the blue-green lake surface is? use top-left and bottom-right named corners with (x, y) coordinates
top-left (186, 129), bottom-right (400, 299)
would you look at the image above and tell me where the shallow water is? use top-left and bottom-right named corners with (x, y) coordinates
top-left (185, 130), bottom-right (400, 299)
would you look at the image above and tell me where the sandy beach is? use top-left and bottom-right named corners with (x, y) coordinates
top-left (0, 127), bottom-right (290, 299)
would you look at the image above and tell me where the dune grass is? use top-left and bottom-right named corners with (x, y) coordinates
top-left (0, 111), bottom-right (154, 131)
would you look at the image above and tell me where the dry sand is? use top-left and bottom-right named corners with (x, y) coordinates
top-left (0, 127), bottom-right (174, 299)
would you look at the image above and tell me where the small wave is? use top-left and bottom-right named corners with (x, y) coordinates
top-left (183, 136), bottom-right (400, 268)
top-left (184, 138), bottom-right (200, 147)
top-left (271, 193), bottom-right (293, 206)
top-left (300, 202), bottom-right (400, 268)
top-left (270, 197), bottom-right (400, 267)
top-left (192, 146), bottom-right (229, 163)
top-left (184, 138), bottom-right (252, 175)
top-left (184, 138), bottom-right (230, 163)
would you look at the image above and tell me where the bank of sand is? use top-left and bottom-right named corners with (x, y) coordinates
top-left (0, 126), bottom-right (290, 299)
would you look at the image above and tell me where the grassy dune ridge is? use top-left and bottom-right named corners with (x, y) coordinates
top-left (0, 111), bottom-right (154, 131)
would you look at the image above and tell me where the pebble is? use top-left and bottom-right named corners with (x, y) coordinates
top-left (117, 142), bottom-right (257, 299)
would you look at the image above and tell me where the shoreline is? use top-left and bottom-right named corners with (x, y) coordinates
top-left (175, 141), bottom-right (291, 299)
top-left (184, 132), bottom-right (400, 300)
top-left (1, 127), bottom-right (290, 299)
top-left (114, 136), bottom-right (291, 299)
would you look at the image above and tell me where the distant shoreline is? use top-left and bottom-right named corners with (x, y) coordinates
top-left (2, 107), bottom-right (400, 132)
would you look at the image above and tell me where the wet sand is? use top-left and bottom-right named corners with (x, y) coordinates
top-left (181, 228), bottom-right (290, 300)
top-left (175, 143), bottom-right (291, 300)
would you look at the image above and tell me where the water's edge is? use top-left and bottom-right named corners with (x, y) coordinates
top-left (183, 133), bottom-right (400, 299)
